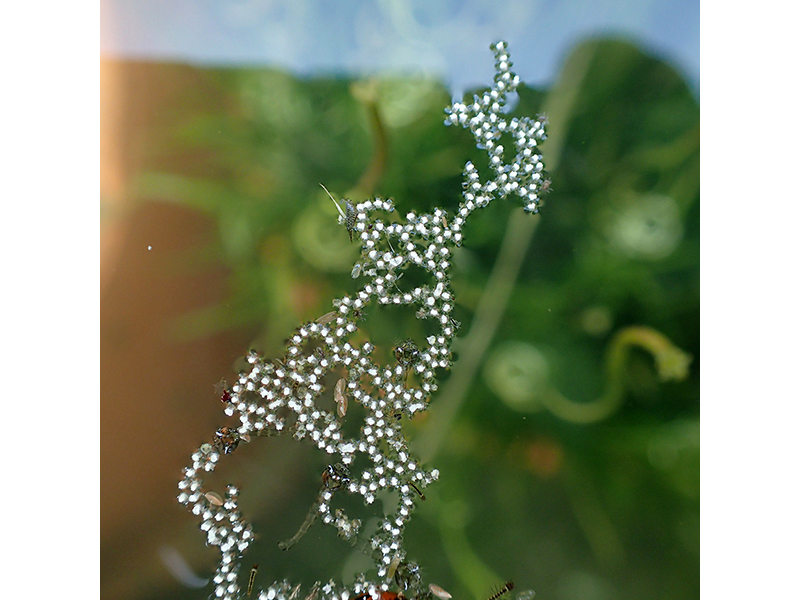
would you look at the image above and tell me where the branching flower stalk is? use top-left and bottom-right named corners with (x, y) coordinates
top-left (177, 41), bottom-right (548, 600)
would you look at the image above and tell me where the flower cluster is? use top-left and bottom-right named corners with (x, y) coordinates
top-left (178, 41), bottom-right (548, 600)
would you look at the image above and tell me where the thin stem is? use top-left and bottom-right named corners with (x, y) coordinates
top-left (414, 35), bottom-right (594, 464)
top-left (415, 211), bottom-right (541, 463)
top-left (351, 80), bottom-right (388, 198)
top-left (437, 498), bottom-right (504, 598)
top-left (411, 44), bottom-right (598, 594)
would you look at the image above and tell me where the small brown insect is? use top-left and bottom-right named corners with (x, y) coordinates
top-left (334, 378), bottom-right (348, 417)
top-left (539, 178), bottom-right (552, 194)
top-left (394, 339), bottom-right (420, 386)
top-left (247, 563), bottom-right (258, 596)
top-left (213, 426), bottom-right (240, 454)
top-left (393, 560), bottom-right (420, 591)
top-left (321, 463), bottom-right (350, 491)
top-left (394, 339), bottom-right (420, 367)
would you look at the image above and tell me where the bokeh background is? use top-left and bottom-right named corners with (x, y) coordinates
top-left (100, 2), bottom-right (699, 600)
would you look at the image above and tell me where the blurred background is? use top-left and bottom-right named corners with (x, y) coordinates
top-left (100, 2), bottom-right (699, 600)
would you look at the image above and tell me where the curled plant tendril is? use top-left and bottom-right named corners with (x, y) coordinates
top-left (177, 41), bottom-right (548, 600)
top-left (540, 325), bottom-right (693, 424)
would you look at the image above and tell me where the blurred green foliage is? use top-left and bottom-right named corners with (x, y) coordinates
top-left (134, 37), bottom-right (698, 600)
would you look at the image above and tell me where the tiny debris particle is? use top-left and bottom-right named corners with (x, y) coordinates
top-left (316, 311), bottom-right (338, 325)
top-left (409, 481), bottom-right (426, 500)
top-left (387, 554), bottom-right (402, 580)
top-left (486, 582), bottom-right (515, 600)
top-left (204, 491), bottom-right (224, 506)
top-left (334, 378), bottom-right (348, 417)
top-left (247, 563), bottom-right (258, 596)
top-left (288, 583), bottom-right (302, 600)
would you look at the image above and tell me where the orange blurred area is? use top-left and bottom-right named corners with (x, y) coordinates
top-left (524, 437), bottom-right (564, 478)
top-left (101, 59), bottom-right (255, 600)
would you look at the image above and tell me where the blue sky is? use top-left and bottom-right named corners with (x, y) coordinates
top-left (101, 0), bottom-right (698, 95)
